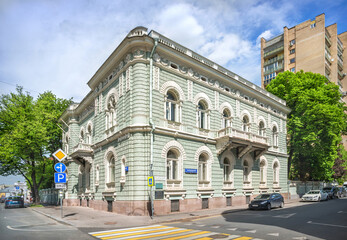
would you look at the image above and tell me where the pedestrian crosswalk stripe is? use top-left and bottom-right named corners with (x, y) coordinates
top-left (100, 227), bottom-right (186, 240)
top-left (233, 237), bottom-right (253, 240)
top-left (89, 225), bottom-right (163, 235)
top-left (123, 229), bottom-right (193, 240)
top-left (194, 237), bottom-right (213, 240)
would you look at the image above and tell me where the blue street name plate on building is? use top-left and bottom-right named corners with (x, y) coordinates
top-left (185, 168), bottom-right (197, 174)
top-left (125, 166), bottom-right (129, 172)
top-left (54, 173), bottom-right (67, 183)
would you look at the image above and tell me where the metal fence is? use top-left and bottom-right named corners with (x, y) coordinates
top-left (39, 188), bottom-right (59, 205)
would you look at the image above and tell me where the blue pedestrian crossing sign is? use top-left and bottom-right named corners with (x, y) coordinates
top-left (54, 173), bottom-right (67, 183)
top-left (148, 176), bottom-right (154, 187)
top-left (54, 163), bottom-right (66, 173)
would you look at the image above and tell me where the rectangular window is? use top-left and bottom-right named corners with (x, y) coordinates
top-left (226, 197), bottom-right (232, 206)
top-left (290, 49), bottom-right (295, 54)
top-left (290, 58), bottom-right (295, 64)
top-left (290, 67), bottom-right (295, 72)
top-left (202, 198), bottom-right (209, 209)
top-left (171, 200), bottom-right (180, 212)
top-left (310, 23), bottom-right (316, 28)
top-left (290, 39), bottom-right (295, 46)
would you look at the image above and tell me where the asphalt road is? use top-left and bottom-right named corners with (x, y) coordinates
top-left (168, 198), bottom-right (347, 240)
top-left (0, 203), bottom-right (94, 240)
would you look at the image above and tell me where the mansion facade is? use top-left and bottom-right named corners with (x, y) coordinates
top-left (60, 27), bottom-right (290, 215)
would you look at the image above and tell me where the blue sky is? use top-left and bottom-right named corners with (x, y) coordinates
top-left (0, 0), bottom-right (346, 102)
top-left (0, 0), bottom-right (346, 185)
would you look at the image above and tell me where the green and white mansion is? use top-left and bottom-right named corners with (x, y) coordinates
top-left (59, 27), bottom-right (290, 215)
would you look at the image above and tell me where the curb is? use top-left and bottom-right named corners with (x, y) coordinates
top-left (31, 208), bottom-right (73, 226)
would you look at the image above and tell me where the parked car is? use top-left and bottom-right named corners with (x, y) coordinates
top-left (337, 187), bottom-right (347, 198)
top-left (322, 186), bottom-right (338, 199)
top-left (249, 193), bottom-right (284, 210)
top-left (301, 190), bottom-right (328, 202)
top-left (0, 196), bottom-right (6, 203)
top-left (4, 196), bottom-right (24, 209)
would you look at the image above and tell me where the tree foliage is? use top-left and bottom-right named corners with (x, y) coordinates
top-left (266, 71), bottom-right (347, 181)
top-left (0, 87), bottom-right (71, 203)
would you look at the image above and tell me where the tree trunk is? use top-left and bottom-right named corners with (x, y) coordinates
top-left (31, 169), bottom-right (40, 204)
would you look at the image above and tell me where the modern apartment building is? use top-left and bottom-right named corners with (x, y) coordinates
top-left (261, 13), bottom-right (347, 148)
top-left (59, 27), bottom-right (290, 216)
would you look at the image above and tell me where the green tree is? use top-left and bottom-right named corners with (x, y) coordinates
top-left (0, 87), bottom-right (71, 203)
top-left (266, 71), bottom-right (347, 181)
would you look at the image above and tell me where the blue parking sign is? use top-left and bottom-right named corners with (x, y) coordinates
top-left (54, 173), bottom-right (67, 183)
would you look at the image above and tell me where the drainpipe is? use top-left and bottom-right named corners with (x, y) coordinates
top-left (149, 38), bottom-right (158, 218)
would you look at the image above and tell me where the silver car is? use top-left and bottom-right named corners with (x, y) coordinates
top-left (302, 190), bottom-right (328, 202)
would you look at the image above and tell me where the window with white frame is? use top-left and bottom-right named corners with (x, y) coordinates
top-left (272, 126), bottom-right (278, 147)
top-left (95, 165), bottom-right (100, 185)
top-left (258, 121), bottom-right (265, 136)
top-left (242, 115), bottom-right (250, 132)
top-left (223, 158), bottom-right (231, 182)
top-left (273, 161), bottom-right (279, 184)
top-left (64, 135), bottom-right (69, 154)
top-left (86, 124), bottom-right (92, 144)
top-left (80, 129), bottom-right (85, 143)
top-left (166, 150), bottom-right (179, 181)
top-left (198, 153), bottom-right (209, 182)
top-left (106, 154), bottom-right (116, 188)
top-left (85, 164), bottom-right (91, 191)
top-left (106, 95), bottom-right (117, 129)
top-left (197, 100), bottom-right (209, 129)
top-left (166, 90), bottom-right (180, 122)
top-left (243, 160), bottom-right (250, 183)
top-left (222, 108), bottom-right (231, 129)
top-left (259, 159), bottom-right (266, 184)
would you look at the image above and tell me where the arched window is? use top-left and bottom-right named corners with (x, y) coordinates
top-left (166, 90), bottom-right (180, 122)
top-left (106, 95), bottom-right (117, 129)
top-left (166, 150), bottom-right (179, 180)
top-left (223, 158), bottom-right (231, 182)
top-left (120, 157), bottom-right (126, 183)
top-left (80, 129), bottom-right (85, 143)
top-left (105, 153), bottom-right (116, 189)
top-left (87, 124), bottom-right (92, 144)
top-left (198, 100), bottom-right (209, 129)
top-left (222, 109), bottom-right (231, 129)
top-left (198, 153), bottom-right (208, 182)
top-left (95, 165), bottom-right (100, 186)
top-left (65, 135), bottom-right (69, 154)
top-left (242, 115), bottom-right (250, 132)
top-left (272, 126), bottom-right (278, 147)
top-left (258, 121), bottom-right (265, 136)
top-left (260, 159), bottom-right (266, 183)
top-left (243, 160), bottom-right (249, 182)
top-left (85, 164), bottom-right (91, 191)
top-left (273, 161), bottom-right (279, 184)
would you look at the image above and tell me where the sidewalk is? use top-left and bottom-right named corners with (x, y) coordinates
top-left (31, 199), bottom-right (301, 230)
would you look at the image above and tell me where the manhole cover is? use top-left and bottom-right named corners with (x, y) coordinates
top-left (208, 233), bottom-right (229, 239)
top-left (104, 222), bottom-right (117, 225)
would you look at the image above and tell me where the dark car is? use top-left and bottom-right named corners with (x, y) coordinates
top-left (249, 193), bottom-right (284, 210)
top-left (323, 186), bottom-right (338, 199)
top-left (0, 196), bottom-right (6, 203)
top-left (5, 196), bottom-right (24, 209)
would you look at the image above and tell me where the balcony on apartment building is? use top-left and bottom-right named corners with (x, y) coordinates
top-left (325, 33), bottom-right (332, 47)
top-left (216, 127), bottom-right (269, 160)
top-left (264, 45), bottom-right (284, 58)
top-left (338, 69), bottom-right (345, 80)
top-left (338, 58), bottom-right (343, 71)
top-left (264, 64), bottom-right (284, 75)
top-left (264, 55), bottom-right (284, 66)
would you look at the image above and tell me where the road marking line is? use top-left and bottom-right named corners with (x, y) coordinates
top-left (6, 225), bottom-right (73, 232)
top-left (100, 227), bottom-right (181, 239)
top-left (211, 225), bottom-right (220, 228)
top-left (307, 221), bottom-right (347, 228)
top-left (227, 228), bottom-right (238, 231)
top-left (267, 233), bottom-right (279, 236)
top-left (163, 231), bottom-right (211, 240)
top-left (232, 237), bottom-right (253, 240)
top-left (245, 229), bottom-right (256, 233)
top-left (93, 226), bottom-right (170, 238)
top-left (228, 235), bottom-right (241, 239)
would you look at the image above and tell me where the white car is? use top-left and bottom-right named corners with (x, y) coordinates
top-left (301, 190), bottom-right (329, 202)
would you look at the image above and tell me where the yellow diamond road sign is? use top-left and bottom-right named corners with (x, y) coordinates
top-left (53, 149), bottom-right (67, 162)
